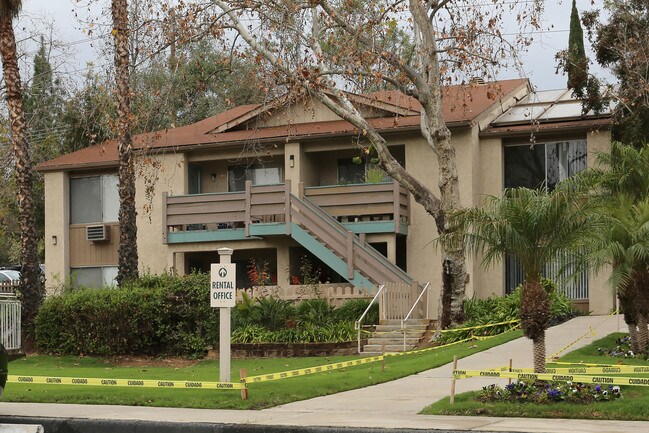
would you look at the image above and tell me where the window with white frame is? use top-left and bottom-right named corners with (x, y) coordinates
top-left (227, 164), bottom-right (282, 192)
top-left (70, 174), bottom-right (119, 224)
top-left (70, 266), bottom-right (118, 288)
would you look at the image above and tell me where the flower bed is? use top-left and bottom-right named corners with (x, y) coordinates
top-left (480, 380), bottom-right (622, 404)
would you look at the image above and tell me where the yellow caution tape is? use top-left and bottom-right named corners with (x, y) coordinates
top-left (438, 319), bottom-right (520, 333)
top-left (243, 355), bottom-right (384, 383)
top-left (453, 369), bottom-right (649, 386)
top-left (8, 375), bottom-right (245, 390)
top-left (551, 361), bottom-right (617, 367)
top-left (491, 365), bottom-right (649, 375)
top-left (546, 311), bottom-right (618, 361)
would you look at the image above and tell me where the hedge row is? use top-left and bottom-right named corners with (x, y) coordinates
top-left (35, 273), bottom-right (378, 358)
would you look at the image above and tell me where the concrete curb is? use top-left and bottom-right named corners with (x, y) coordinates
top-left (0, 417), bottom-right (506, 433)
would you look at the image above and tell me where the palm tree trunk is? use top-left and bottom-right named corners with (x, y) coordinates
top-left (0, 13), bottom-right (43, 337)
top-left (628, 324), bottom-right (640, 353)
top-left (520, 278), bottom-right (550, 373)
top-left (112, 0), bottom-right (139, 285)
top-left (638, 314), bottom-right (649, 353)
top-left (533, 331), bottom-right (546, 373)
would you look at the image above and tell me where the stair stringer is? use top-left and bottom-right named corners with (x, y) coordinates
top-left (289, 223), bottom-right (374, 289)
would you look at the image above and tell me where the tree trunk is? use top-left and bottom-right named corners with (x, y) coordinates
top-left (520, 278), bottom-right (550, 373)
top-left (112, 0), bottom-right (139, 285)
top-left (638, 314), bottom-right (648, 353)
top-left (532, 331), bottom-right (546, 373)
top-left (628, 324), bottom-right (640, 354)
top-left (0, 14), bottom-right (43, 338)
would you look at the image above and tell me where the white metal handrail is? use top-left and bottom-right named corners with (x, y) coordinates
top-left (355, 284), bottom-right (385, 354)
top-left (401, 282), bottom-right (431, 351)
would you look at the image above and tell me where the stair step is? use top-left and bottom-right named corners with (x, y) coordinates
top-left (368, 337), bottom-right (421, 345)
top-left (383, 344), bottom-right (416, 352)
top-left (380, 319), bottom-right (430, 326)
top-left (374, 325), bottom-right (427, 332)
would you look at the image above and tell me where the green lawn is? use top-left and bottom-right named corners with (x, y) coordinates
top-left (421, 332), bottom-right (649, 421)
top-left (4, 330), bottom-right (522, 409)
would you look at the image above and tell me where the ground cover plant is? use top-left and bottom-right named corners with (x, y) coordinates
top-left (421, 332), bottom-right (649, 420)
top-left (4, 329), bottom-right (522, 409)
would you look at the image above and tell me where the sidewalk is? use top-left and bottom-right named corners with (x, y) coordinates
top-left (0, 314), bottom-right (644, 433)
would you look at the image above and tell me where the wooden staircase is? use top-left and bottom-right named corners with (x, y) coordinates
top-left (289, 192), bottom-right (414, 288)
top-left (362, 319), bottom-right (432, 353)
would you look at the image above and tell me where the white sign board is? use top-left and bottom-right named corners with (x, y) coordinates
top-left (210, 263), bottom-right (236, 308)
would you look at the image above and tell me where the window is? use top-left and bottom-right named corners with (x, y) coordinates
top-left (337, 158), bottom-right (390, 184)
top-left (70, 174), bottom-right (119, 224)
top-left (227, 165), bottom-right (282, 192)
top-left (504, 139), bottom-right (588, 298)
top-left (504, 140), bottom-right (586, 190)
top-left (70, 266), bottom-right (118, 288)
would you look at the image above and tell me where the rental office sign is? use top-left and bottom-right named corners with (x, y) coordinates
top-left (210, 263), bottom-right (236, 307)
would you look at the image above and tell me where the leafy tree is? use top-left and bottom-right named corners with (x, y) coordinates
top-left (566, 0), bottom-right (588, 97)
top-left (0, 0), bottom-right (43, 338)
top-left (210, 0), bottom-right (544, 327)
top-left (132, 40), bottom-right (268, 132)
top-left (582, 1), bottom-right (649, 146)
top-left (60, 68), bottom-right (115, 152)
top-left (445, 187), bottom-right (598, 372)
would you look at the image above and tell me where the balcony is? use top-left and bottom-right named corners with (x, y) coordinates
top-left (163, 180), bottom-right (410, 244)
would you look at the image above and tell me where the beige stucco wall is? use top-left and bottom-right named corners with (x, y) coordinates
top-left (586, 131), bottom-right (615, 313)
top-left (135, 152), bottom-right (186, 275)
top-left (44, 171), bottom-right (70, 294)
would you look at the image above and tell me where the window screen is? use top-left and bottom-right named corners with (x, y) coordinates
top-left (70, 177), bottom-right (101, 224)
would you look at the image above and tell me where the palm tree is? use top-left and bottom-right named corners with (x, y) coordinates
top-left (591, 197), bottom-right (649, 353)
top-left (0, 0), bottom-right (43, 337)
top-left (112, 0), bottom-right (139, 284)
top-left (445, 187), bottom-right (598, 372)
top-left (577, 142), bottom-right (649, 352)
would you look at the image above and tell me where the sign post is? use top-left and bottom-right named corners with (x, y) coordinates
top-left (211, 247), bottom-right (235, 383)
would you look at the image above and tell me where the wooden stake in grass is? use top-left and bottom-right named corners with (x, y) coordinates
top-left (239, 368), bottom-right (248, 400)
top-left (508, 358), bottom-right (512, 385)
top-left (450, 355), bottom-right (458, 405)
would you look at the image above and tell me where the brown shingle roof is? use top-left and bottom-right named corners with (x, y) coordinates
top-left (36, 79), bottom-right (528, 172)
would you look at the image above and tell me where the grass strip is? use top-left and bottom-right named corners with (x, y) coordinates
top-left (4, 330), bottom-right (522, 409)
top-left (421, 332), bottom-right (649, 421)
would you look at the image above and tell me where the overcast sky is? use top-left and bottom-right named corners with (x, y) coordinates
top-left (16, 0), bottom-right (612, 92)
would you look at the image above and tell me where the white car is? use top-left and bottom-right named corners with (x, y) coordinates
top-left (0, 270), bottom-right (20, 283)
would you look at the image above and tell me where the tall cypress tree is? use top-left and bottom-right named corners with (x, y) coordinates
top-left (567, 0), bottom-right (588, 97)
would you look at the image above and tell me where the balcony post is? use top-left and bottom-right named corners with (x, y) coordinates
top-left (245, 180), bottom-right (252, 237)
top-left (162, 192), bottom-right (168, 244)
top-left (347, 230), bottom-right (354, 279)
top-left (393, 180), bottom-right (401, 233)
top-left (285, 179), bottom-right (292, 235)
top-left (298, 182), bottom-right (305, 199)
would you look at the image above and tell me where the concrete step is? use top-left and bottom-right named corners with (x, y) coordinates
top-left (383, 344), bottom-right (416, 352)
top-left (368, 337), bottom-right (421, 345)
top-left (379, 319), bottom-right (430, 326)
top-left (361, 343), bottom-right (417, 353)
top-left (361, 344), bottom-right (385, 353)
top-left (374, 324), bottom-right (427, 333)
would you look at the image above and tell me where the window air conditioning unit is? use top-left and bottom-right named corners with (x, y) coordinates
top-left (86, 225), bottom-right (110, 242)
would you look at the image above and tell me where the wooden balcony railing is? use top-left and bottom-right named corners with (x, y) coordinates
top-left (303, 181), bottom-right (410, 224)
top-left (162, 180), bottom-right (410, 242)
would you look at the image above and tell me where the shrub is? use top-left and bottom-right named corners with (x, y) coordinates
top-left (439, 278), bottom-right (579, 343)
top-left (36, 273), bottom-right (218, 358)
top-left (335, 298), bottom-right (379, 325)
top-left (296, 298), bottom-right (335, 326)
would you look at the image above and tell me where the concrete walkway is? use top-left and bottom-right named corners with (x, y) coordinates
top-left (0, 314), bottom-right (646, 433)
